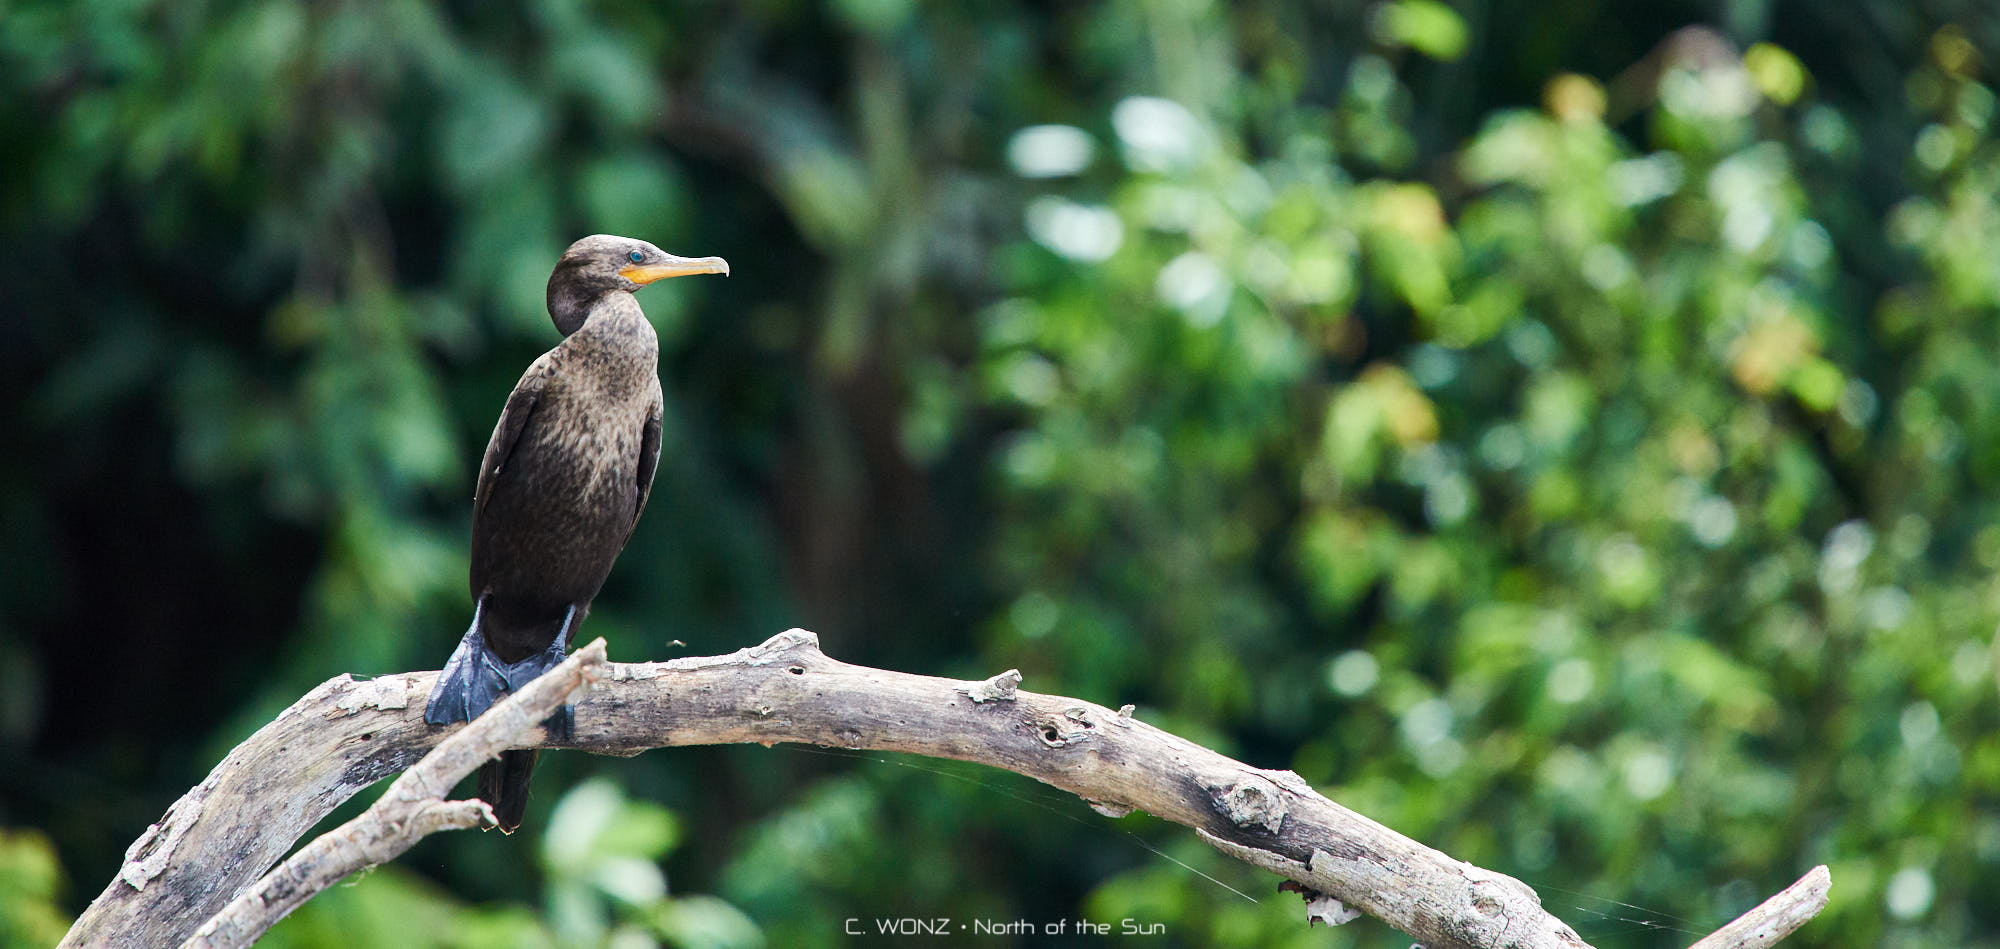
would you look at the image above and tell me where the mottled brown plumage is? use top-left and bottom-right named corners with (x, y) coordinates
top-left (425, 234), bottom-right (728, 831)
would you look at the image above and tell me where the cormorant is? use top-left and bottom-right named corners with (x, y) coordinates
top-left (425, 234), bottom-right (729, 832)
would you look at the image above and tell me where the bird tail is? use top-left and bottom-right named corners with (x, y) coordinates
top-left (479, 750), bottom-right (540, 833)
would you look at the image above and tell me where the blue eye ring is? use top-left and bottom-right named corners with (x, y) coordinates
top-left (628, 250), bottom-right (644, 264)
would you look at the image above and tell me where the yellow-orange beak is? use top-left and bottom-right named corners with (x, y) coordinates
top-left (619, 254), bottom-right (731, 285)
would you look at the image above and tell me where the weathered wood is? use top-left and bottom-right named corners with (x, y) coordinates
top-left (1685, 866), bottom-right (1832, 949)
top-left (174, 639), bottom-right (608, 949)
top-left (62, 629), bottom-right (1831, 949)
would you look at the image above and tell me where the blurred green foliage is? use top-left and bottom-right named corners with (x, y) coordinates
top-left (0, 831), bottom-right (69, 947)
top-left (4, 0), bottom-right (2000, 947)
top-left (257, 779), bottom-right (760, 949)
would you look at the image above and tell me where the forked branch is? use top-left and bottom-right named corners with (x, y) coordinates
top-left (60, 630), bottom-right (1830, 949)
top-left (176, 639), bottom-right (609, 949)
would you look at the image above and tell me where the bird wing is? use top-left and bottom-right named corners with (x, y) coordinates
top-left (473, 353), bottom-right (556, 526)
top-left (626, 378), bottom-right (664, 548)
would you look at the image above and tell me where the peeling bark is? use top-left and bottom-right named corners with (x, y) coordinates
top-left (61, 630), bottom-right (1831, 949)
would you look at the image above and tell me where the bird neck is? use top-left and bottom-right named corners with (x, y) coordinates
top-left (548, 282), bottom-right (619, 337)
top-left (560, 293), bottom-right (659, 370)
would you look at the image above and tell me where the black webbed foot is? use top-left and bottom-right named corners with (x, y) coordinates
top-left (426, 597), bottom-right (505, 726)
top-left (426, 600), bottom-right (583, 730)
top-left (534, 605), bottom-right (579, 742)
top-left (485, 627), bottom-right (575, 740)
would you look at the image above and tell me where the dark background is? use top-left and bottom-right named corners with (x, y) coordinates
top-left (4, 0), bottom-right (2000, 946)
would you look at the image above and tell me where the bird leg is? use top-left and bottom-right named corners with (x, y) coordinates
top-left (475, 604), bottom-right (580, 742)
top-left (534, 605), bottom-right (579, 742)
top-left (425, 596), bottom-right (497, 726)
top-left (425, 599), bottom-right (580, 741)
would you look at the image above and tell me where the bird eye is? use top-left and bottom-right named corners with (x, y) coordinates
top-left (628, 251), bottom-right (644, 264)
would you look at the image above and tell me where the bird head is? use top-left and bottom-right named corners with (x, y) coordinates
top-left (546, 234), bottom-right (730, 336)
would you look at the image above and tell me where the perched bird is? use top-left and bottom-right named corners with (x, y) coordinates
top-left (425, 234), bottom-right (729, 832)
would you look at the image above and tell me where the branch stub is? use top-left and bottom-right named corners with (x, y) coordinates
top-left (962, 669), bottom-right (1022, 703)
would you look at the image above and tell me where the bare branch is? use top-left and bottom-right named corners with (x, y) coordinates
top-left (176, 638), bottom-right (610, 949)
top-left (60, 630), bottom-right (1831, 949)
top-left (1684, 866), bottom-right (1832, 949)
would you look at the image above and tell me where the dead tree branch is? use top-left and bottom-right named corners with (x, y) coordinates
top-left (175, 639), bottom-right (609, 949)
top-left (61, 630), bottom-right (1830, 949)
top-left (1686, 865), bottom-right (1832, 949)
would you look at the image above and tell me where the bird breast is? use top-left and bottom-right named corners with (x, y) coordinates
top-left (522, 378), bottom-right (648, 494)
